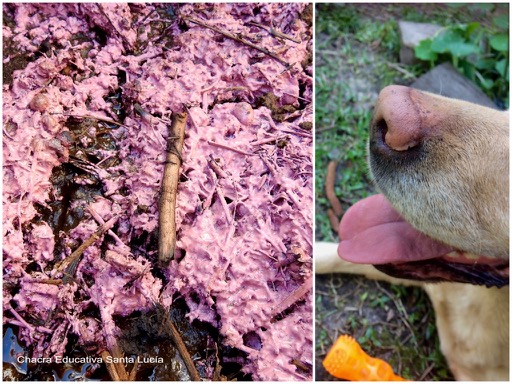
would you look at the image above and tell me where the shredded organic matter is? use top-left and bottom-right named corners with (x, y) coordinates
top-left (3, 3), bottom-right (312, 381)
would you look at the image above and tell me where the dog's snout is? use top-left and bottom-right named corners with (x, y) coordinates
top-left (371, 85), bottom-right (424, 153)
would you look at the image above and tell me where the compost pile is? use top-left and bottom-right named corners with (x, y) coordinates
top-left (3, 3), bottom-right (313, 381)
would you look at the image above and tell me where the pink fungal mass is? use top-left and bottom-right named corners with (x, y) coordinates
top-left (3, 3), bottom-right (312, 381)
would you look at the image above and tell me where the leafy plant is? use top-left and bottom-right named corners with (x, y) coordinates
top-left (414, 16), bottom-right (509, 108)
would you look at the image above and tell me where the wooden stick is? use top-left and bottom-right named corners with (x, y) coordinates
top-left (55, 216), bottom-right (118, 283)
top-left (248, 21), bottom-right (301, 44)
top-left (163, 313), bottom-right (201, 381)
top-left (325, 161), bottom-right (343, 217)
top-left (158, 112), bottom-right (187, 263)
top-left (183, 16), bottom-right (290, 67)
top-left (271, 276), bottom-right (312, 318)
top-left (327, 208), bottom-right (340, 232)
top-left (101, 350), bottom-right (131, 381)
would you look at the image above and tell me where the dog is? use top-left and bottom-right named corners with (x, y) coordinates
top-left (316, 85), bottom-right (509, 381)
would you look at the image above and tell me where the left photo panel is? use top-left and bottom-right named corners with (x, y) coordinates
top-left (3, 3), bottom-right (313, 381)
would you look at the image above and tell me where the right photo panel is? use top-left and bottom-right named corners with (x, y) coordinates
top-left (315, 3), bottom-right (509, 381)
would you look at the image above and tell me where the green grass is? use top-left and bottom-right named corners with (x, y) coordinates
top-left (315, 4), bottom-right (404, 240)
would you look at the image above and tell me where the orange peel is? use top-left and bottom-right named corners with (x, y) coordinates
top-left (323, 335), bottom-right (409, 381)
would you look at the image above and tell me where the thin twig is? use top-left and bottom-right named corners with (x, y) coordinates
top-left (208, 155), bottom-right (230, 179)
top-left (325, 161), bottom-right (343, 217)
top-left (8, 319), bottom-right (53, 334)
top-left (87, 206), bottom-right (127, 248)
top-left (207, 140), bottom-right (255, 156)
top-left (386, 61), bottom-right (417, 80)
top-left (158, 112), bottom-right (188, 263)
top-left (259, 154), bottom-right (301, 207)
top-left (206, 166), bottom-right (235, 228)
top-left (101, 350), bottom-right (127, 381)
top-left (163, 314), bottom-right (201, 381)
top-left (55, 216), bottom-right (118, 283)
top-left (251, 135), bottom-right (288, 146)
top-left (212, 343), bottom-right (223, 381)
top-left (271, 276), bottom-right (312, 318)
top-left (183, 16), bottom-right (290, 67)
top-left (282, 91), bottom-right (311, 103)
top-left (248, 21), bottom-right (301, 44)
top-left (8, 306), bottom-right (52, 335)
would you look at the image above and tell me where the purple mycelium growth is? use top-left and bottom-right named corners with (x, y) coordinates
top-left (3, 3), bottom-right (312, 380)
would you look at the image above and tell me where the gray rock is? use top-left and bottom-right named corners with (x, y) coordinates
top-left (411, 62), bottom-right (498, 109)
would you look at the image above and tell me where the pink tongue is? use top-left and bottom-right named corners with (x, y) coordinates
top-left (338, 194), bottom-right (454, 264)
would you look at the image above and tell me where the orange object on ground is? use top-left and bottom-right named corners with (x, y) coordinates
top-left (323, 335), bottom-right (409, 381)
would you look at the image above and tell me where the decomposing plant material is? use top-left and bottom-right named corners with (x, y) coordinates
top-left (3, 3), bottom-right (312, 380)
top-left (159, 112), bottom-right (188, 263)
top-left (183, 16), bottom-right (290, 67)
top-left (96, 4), bottom-right (134, 52)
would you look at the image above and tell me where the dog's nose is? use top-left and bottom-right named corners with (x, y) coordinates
top-left (371, 85), bottom-right (437, 152)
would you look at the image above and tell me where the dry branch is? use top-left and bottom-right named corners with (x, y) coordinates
top-left (325, 161), bottom-right (343, 217)
top-left (162, 311), bottom-right (201, 381)
top-left (271, 276), bottom-right (312, 318)
top-left (55, 216), bottom-right (118, 283)
top-left (101, 350), bottom-right (131, 381)
top-left (158, 112), bottom-right (188, 263)
top-left (248, 21), bottom-right (301, 44)
top-left (327, 208), bottom-right (340, 232)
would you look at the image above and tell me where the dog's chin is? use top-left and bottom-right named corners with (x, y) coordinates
top-left (374, 257), bottom-right (509, 288)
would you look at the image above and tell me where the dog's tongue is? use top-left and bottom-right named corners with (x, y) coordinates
top-left (338, 194), bottom-right (453, 264)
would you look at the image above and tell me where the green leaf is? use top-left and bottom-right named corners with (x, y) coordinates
top-left (448, 42), bottom-right (480, 57)
top-left (472, 58), bottom-right (496, 70)
top-left (414, 39), bottom-right (438, 61)
top-left (490, 34), bottom-right (509, 52)
top-left (430, 26), bottom-right (481, 57)
top-left (430, 29), bottom-right (461, 53)
top-left (479, 77), bottom-right (495, 90)
top-left (463, 22), bottom-right (481, 37)
top-left (493, 14), bottom-right (509, 30)
top-left (495, 59), bottom-right (508, 77)
top-left (460, 60), bottom-right (476, 80)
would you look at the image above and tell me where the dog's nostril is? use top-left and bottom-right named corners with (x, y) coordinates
top-left (374, 116), bottom-right (420, 152)
top-left (374, 118), bottom-right (388, 141)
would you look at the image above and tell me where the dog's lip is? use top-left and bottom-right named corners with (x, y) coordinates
top-left (337, 194), bottom-right (509, 286)
top-left (442, 251), bottom-right (506, 266)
